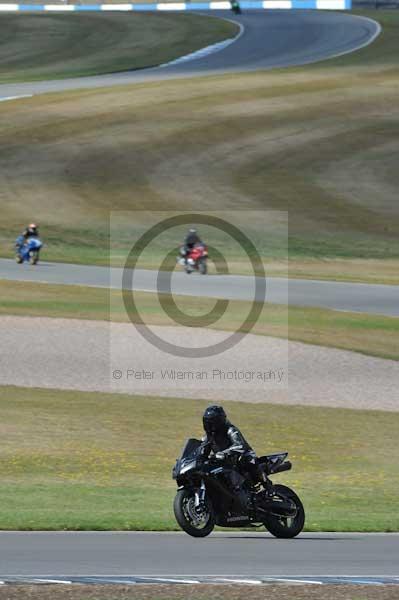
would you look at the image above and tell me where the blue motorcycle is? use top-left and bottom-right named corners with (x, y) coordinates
top-left (15, 235), bottom-right (43, 265)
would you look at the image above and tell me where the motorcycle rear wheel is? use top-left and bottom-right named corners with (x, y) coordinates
top-left (174, 488), bottom-right (215, 538)
top-left (263, 484), bottom-right (305, 538)
top-left (29, 251), bottom-right (39, 265)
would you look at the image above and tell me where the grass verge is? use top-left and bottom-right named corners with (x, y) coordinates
top-left (0, 13), bottom-right (237, 82)
top-left (1, 280), bottom-right (398, 360)
top-left (0, 385), bottom-right (398, 531)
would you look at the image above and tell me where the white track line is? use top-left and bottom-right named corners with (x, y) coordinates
top-left (215, 578), bottom-right (263, 584)
top-left (139, 577), bottom-right (200, 584)
top-left (348, 580), bottom-right (384, 585)
top-left (0, 94), bottom-right (32, 103)
top-left (264, 578), bottom-right (324, 585)
top-left (33, 579), bottom-right (73, 584)
top-left (83, 578), bottom-right (139, 584)
top-left (160, 18), bottom-right (244, 67)
top-left (321, 15), bottom-right (382, 63)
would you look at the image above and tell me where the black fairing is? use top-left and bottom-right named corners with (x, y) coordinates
top-left (180, 438), bottom-right (202, 459)
top-left (172, 438), bottom-right (202, 481)
top-left (173, 438), bottom-right (251, 520)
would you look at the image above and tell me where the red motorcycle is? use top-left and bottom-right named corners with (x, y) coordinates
top-left (178, 243), bottom-right (208, 275)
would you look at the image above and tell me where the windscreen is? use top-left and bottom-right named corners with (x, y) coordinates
top-left (179, 438), bottom-right (202, 460)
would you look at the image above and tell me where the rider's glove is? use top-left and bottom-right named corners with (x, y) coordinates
top-left (215, 452), bottom-right (225, 461)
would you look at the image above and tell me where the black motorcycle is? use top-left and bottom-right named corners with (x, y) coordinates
top-left (172, 438), bottom-right (305, 538)
top-left (230, 0), bottom-right (242, 13)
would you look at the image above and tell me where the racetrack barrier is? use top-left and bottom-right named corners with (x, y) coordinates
top-left (0, 0), bottom-right (352, 11)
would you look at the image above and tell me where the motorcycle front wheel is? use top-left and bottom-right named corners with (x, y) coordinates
top-left (263, 484), bottom-right (305, 538)
top-left (199, 259), bottom-right (207, 275)
top-left (173, 488), bottom-right (215, 537)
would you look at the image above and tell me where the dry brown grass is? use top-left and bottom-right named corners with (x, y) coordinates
top-left (0, 584), bottom-right (398, 600)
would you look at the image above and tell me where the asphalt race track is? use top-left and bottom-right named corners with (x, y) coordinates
top-left (1, 258), bottom-right (399, 316)
top-left (0, 11), bottom-right (380, 99)
top-left (0, 532), bottom-right (398, 584)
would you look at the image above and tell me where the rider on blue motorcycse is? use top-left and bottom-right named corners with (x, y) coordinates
top-left (22, 223), bottom-right (39, 240)
top-left (16, 223), bottom-right (39, 250)
top-left (15, 223), bottom-right (42, 264)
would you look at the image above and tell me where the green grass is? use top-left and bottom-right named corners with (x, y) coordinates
top-left (0, 13), bottom-right (237, 82)
top-left (1, 12), bottom-right (399, 283)
top-left (1, 279), bottom-right (399, 360)
top-left (0, 385), bottom-right (398, 531)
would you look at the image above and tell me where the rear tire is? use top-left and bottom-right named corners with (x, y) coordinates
top-left (263, 484), bottom-right (305, 538)
top-left (174, 488), bottom-right (215, 538)
top-left (29, 251), bottom-right (39, 265)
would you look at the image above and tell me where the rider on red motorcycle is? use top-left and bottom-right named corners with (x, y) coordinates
top-left (178, 228), bottom-right (208, 274)
top-left (182, 228), bottom-right (203, 257)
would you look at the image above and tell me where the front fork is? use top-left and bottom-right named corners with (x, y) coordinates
top-left (194, 479), bottom-right (206, 507)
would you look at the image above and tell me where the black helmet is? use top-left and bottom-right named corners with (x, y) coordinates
top-left (203, 405), bottom-right (227, 435)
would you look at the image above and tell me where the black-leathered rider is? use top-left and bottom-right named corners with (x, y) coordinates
top-left (181, 228), bottom-right (204, 265)
top-left (201, 405), bottom-right (265, 487)
top-left (183, 228), bottom-right (202, 253)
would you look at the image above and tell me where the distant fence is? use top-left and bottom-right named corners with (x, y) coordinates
top-left (0, 0), bottom-right (352, 9)
top-left (353, 0), bottom-right (398, 6)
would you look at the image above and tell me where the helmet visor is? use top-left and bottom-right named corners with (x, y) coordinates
top-left (203, 414), bottom-right (226, 434)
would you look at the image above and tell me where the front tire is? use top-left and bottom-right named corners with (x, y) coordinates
top-left (199, 259), bottom-right (207, 275)
top-left (174, 488), bottom-right (215, 538)
top-left (263, 484), bottom-right (305, 538)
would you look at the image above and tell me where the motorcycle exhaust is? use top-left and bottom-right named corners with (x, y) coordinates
top-left (262, 498), bottom-right (297, 518)
top-left (272, 461), bottom-right (292, 474)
